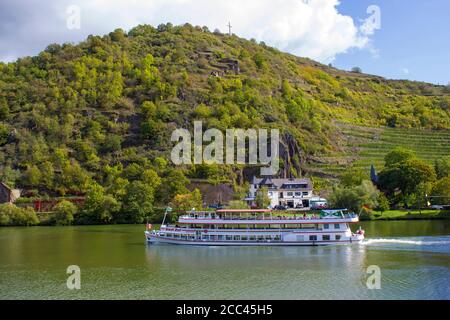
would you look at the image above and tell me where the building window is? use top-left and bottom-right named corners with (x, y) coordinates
top-left (309, 235), bottom-right (317, 241)
top-left (334, 224), bottom-right (340, 229)
top-left (322, 235), bottom-right (331, 241)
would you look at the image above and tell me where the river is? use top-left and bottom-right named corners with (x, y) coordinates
top-left (0, 221), bottom-right (449, 300)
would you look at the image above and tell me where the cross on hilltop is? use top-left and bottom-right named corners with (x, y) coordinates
top-left (227, 22), bottom-right (232, 36)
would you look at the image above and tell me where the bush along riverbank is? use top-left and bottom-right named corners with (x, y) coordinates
top-left (0, 203), bottom-right (169, 227)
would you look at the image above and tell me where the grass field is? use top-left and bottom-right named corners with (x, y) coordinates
top-left (308, 123), bottom-right (450, 178)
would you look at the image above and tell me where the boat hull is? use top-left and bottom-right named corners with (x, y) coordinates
top-left (145, 232), bottom-right (364, 247)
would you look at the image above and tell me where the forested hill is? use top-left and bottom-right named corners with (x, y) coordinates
top-left (1, 23), bottom-right (449, 197)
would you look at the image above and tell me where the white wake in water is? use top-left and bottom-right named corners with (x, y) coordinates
top-left (362, 238), bottom-right (450, 246)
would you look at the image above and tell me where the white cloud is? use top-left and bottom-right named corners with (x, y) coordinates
top-left (0, 0), bottom-right (377, 63)
top-left (402, 68), bottom-right (410, 75)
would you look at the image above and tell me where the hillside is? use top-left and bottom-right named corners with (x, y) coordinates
top-left (0, 23), bottom-right (449, 196)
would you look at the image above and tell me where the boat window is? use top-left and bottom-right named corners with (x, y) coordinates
top-left (226, 235), bottom-right (232, 241)
top-left (322, 235), bottom-right (331, 241)
top-left (233, 235), bottom-right (240, 241)
top-left (250, 236), bottom-right (256, 241)
top-left (295, 192), bottom-right (302, 197)
top-left (241, 236), bottom-right (248, 241)
top-left (309, 235), bottom-right (317, 241)
top-left (334, 224), bottom-right (341, 229)
top-left (323, 224), bottom-right (329, 229)
top-left (335, 235), bottom-right (341, 241)
top-left (296, 235), bottom-right (304, 241)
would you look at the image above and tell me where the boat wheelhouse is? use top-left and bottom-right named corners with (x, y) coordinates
top-left (145, 209), bottom-right (365, 246)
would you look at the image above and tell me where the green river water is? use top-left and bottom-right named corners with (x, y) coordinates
top-left (0, 221), bottom-right (449, 300)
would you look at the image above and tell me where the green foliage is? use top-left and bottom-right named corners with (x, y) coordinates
top-left (227, 200), bottom-right (249, 209)
top-left (375, 193), bottom-right (391, 212)
top-left (328, 180), bottom-right (380, 214)
top-left (0, 23), bottom-right (448, 222)
top-left (434, 157), bottom-right (450, 179)
top-left (0, 204), bottom-right (39, 226)
top-left (255, 186), bottom-right (271, 209)
top-left (340, 167), bottom-right (366, 187)
top-left (81, 182), bottom-right (120, 224)
top-left (157, 169), bottom-right (189, 204)
top-left (119, 181), bottom-right (156, 224)
top-left (378, 149), bottom-right (437, 207)
top-left (432, 175), bottom-right (450, 205)
top-left (384, 147), bottom-right (416, 167)
top-left (172, 188), bottom-right (203, 211)
top-left (54, 200), bottom-right (77, 226)
top-left (0, 123), bottom-right (9, 146)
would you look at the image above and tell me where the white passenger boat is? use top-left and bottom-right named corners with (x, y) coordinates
top-left (145, 209), bottom-right (365, 246)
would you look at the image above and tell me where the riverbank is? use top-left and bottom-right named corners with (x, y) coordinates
top-left (370, 210), bottom-right (450, 221)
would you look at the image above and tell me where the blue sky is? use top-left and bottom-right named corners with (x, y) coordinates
top-left (336, 0), bottom-right (450, 84)
top-left (0, 0), bottom-right (448, 85)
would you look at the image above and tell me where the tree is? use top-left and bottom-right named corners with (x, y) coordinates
top-left (142, 168), bottom-right (161, 189)
top-left (119, 181), bottom-right (155, 223)
top-left (431, 175), bottom-right (450, 205)
top-left (23, 165), bottom-right (42, 187)
top-left (157, 169), bottom-right (189, 203)
top-left (0, 204), bottom-right (39, 226)
top-left (378, 158), bottom-right (436, 206)
top-left (82, 182), bottom-right (120, 224)
top-left (434, 157), bottom-right (450, 179)
top-left (255, 186), bottom-right (271, 209)
top-left (376, 193), bottom-right (390, 212)
top-left (54, 200), bottom-right (77, 226)
top-left (340, 167), bottom-right (366, 187)
top-left (384, 147), bottom-right (415, 167)
top-left (328, 180), bottom-right (380, 214)
top-left (351, 67), bottom-right (362, 73)
top-left (172, 189), bottom-right (203, 212)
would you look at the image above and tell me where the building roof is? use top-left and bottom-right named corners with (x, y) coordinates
top-left (251, 177), bottom-right (313, 190)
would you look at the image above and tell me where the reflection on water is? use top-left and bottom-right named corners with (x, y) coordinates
top-left (0, 222), bottom-right (449, 300)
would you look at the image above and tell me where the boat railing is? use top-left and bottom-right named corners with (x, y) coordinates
top-left (180, 213), bottom-right (357, 221)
